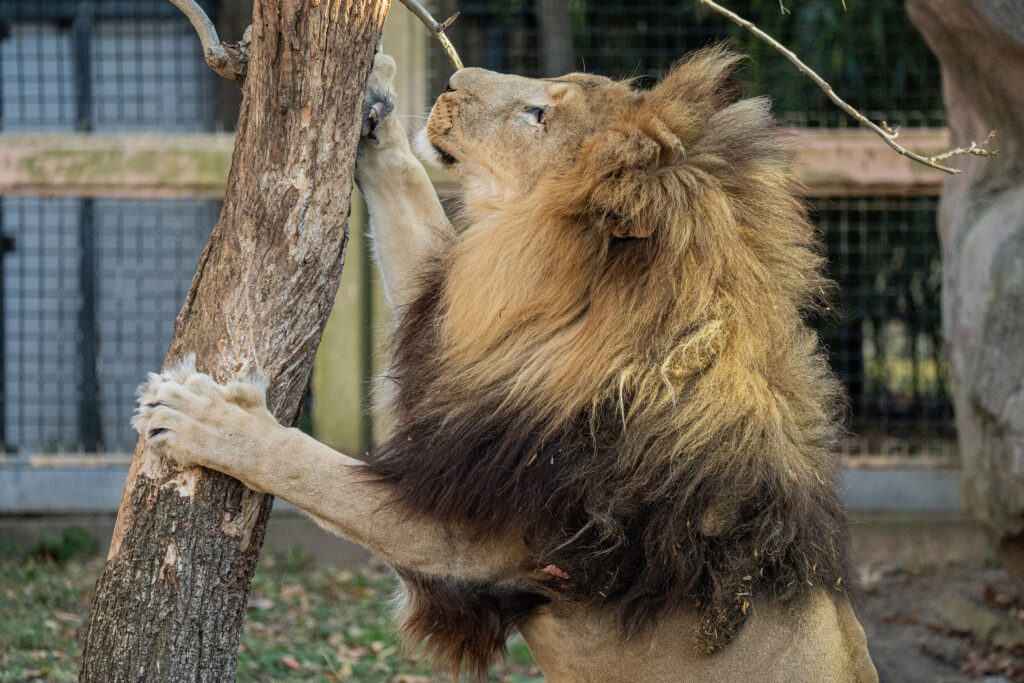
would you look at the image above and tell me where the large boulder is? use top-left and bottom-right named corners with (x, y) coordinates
top-left (906, 0), bottom-right (1024, 587)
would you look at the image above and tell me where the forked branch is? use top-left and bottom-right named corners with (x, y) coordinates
top-left (697, 0), bottom-right (998, 174)
top-left (169, 0), bottom-right (249, 85)
top-left (396, 0), bottom-right (464, 70)
top-left (173, 0), bottom-right (462, 80)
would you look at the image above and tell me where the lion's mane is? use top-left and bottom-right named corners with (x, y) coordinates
top-left (370, 47), bottom-right (850, 676)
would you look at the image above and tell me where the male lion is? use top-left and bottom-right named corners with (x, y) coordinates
top-left (134, 48), bottom-right (878, 681)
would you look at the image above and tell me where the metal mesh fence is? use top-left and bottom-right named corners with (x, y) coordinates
top-left (428, 0), bottom-right (954, 456)
top-left (813, 197), bottom-right (954, 457)
top-left (0, 0), bottom-right (220, 454)
top-left (0, 0), bottom-right (954, 457)
top-left (1, 198), bottom-right (218, 453)
top-left (433, 0), bottom-right (945, 127)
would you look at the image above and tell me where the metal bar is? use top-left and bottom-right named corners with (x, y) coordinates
top-left (76, 198), bottom-right (101, 451)
top-left (0, 17), bottom-right (6, 452)
top-left (0, 212), bottom-right (7, 452)
top-left (73, 3), bottom-right (102, 451)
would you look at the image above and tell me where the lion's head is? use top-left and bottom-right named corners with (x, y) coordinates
top-left (415, 68), bottom-right (620, 199)
top-left (376, 46), bottom-right (850, 676)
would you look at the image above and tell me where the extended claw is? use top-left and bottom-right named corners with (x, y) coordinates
top-left (360, 53), bottom-right (397, 142)
top-left (362, 91), bottom-right (395, 140)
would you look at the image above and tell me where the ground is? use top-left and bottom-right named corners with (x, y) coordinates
top-left (1, 518), bottom-right (1023, 682)
top-left (0, 536), bottom-right (541, 683)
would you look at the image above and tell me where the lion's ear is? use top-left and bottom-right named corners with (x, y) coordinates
top-left (577, 115), bottom-right (684, 240)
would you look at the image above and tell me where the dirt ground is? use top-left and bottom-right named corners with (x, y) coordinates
top-left (860, 565), bottom-right (1024, 682)
top-left (3, 512), bottom-right (1023, 682)
top-left (851, 516), bottom-right (1024, 682)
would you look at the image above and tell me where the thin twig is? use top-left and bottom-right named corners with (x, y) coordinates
top-left (697, 0), bottom-right (997, 174)
top-left (928, 131), bottom-right (997, 163)
top-left (169, 0), bottom-right (249, 85)
top-left (396, 0), bottom-right (464, 70)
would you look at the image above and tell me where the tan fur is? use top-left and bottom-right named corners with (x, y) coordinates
top-left (420, 55), bottom-right (831, 448)
top-left (134, 52), bottom-right (878, 681)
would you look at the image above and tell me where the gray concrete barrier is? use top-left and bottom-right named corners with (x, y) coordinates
top-left (1, 458), bottom-right (963, 515)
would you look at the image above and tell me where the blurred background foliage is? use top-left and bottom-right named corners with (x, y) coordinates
top-left (427, 0), bottom-right (954, 455)
top-left (439, 0), bottom-right (944, 127)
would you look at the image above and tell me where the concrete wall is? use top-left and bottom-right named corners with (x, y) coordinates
top-left (0, 459), bottom-right (964, 516)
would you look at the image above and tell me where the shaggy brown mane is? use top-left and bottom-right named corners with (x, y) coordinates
top-left (369, 46), bottom-right (850, 676)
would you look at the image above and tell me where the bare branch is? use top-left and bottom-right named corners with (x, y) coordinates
top-left (169, 0), bottom-right (249, 85)
top-left (396, 0), bottom-right (464, 71)
top-left (928, 130), bottom-right (998, 163)
top-left (697, 0), bottom-right (997, 174)
top-left (170, 0), bottom-right (219, 46)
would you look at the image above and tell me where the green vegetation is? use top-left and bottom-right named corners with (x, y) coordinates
top-left (0, 536), bottom-right (542, 682)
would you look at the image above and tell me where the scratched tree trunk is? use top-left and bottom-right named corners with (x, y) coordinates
top-left (906, 0), bottom-right (1024, 588)
top-left (79, 0), bottom-right (389, 680)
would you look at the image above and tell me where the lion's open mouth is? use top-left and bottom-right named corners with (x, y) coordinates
top-left (432, 143), bottom-right (457, 166)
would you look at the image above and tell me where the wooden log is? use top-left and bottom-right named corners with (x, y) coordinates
top-left (78, 0), bottom-right (389, 679)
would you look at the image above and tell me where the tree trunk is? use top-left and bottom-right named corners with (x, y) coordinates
top-left (79, 0), bottom-right (389, 679)
top-left (536, 0), bottom-right (574, 76)
top-left (905, 0), bottom-right (1024, 587)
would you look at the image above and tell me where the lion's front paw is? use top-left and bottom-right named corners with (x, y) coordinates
top-left (360, 53), bottom-right (398, 144)
top-left (132, 355), bottom-right (274, 476)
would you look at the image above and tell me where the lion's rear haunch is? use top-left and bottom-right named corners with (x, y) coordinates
top-left (370, 46), bottom-right (852, 675)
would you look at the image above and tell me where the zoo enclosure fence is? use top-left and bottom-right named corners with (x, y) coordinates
top-left (0, 0), bottom-right (954, 461)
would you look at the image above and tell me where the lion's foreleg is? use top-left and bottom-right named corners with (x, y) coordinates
top-left (359, 143), bottom-right (450, 312)
top-left (356, 55), bottom-right (452, 314)
top-left (133, 359), bottom-right (515, 580)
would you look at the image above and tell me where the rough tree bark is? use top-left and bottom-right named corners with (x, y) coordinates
top-left (80, 0), bottom-right (389, 679)
top-left (906, 0), bottom-right (1024, 587)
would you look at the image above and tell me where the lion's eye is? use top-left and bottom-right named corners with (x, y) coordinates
top-left (526, 106), bottom-right (545, 124)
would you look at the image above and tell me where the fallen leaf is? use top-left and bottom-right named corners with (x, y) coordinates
top-left (280, 654), bottom-right (301, 670)
top-left (961, 656), bottom-right (999, 677)
top-left (983, 585), bottom-right (1014, 609)
top-left (281, 584), bottom-right (304, 600)
top-left (883, 615), bottom-right (919, 626)
top-left (924, 623), bottom-right (972, 638)
top-left (53, 609), bottom-right (81, 623)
